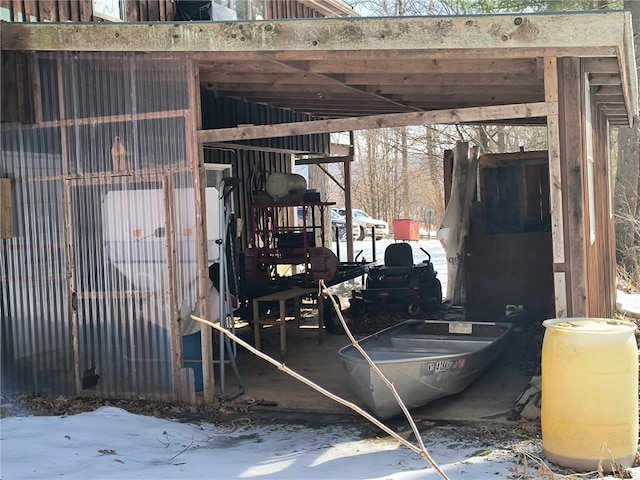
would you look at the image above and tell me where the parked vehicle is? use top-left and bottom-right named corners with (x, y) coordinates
top-left (297, 207), bottom-right (356, 241)
top-left (338, 319), bottom-right (512, 419)
top-left (335, 208), bottom-right (389, 240)
top-left (332, 209), bottom-right (359, 240)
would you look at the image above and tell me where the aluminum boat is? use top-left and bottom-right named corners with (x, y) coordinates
top-left (338, 319), bottom-right (512, 419)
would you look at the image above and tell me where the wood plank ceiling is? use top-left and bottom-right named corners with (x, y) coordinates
top-left (199, 56), bottom-right (549, 120)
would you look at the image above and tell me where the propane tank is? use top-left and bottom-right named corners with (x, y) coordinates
top-left (265, 173), bottom-right (307, 200)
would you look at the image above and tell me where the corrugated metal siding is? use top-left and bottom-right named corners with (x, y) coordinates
top-left (0, 165), bottom-right (70, 395)
top-left (1, 52), bottom-right (196, 400)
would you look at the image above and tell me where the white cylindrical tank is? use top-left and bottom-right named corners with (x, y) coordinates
top-left (265, 173), bottom-right (307, 199)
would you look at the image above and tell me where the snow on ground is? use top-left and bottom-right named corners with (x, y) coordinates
top-left (0, 406), bottom-right (537, 479)
top-left (1, 404), bottom-right (638, 480)
top-left (618, 289), bottom-right (640, 318)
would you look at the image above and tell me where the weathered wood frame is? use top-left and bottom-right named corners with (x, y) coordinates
top-left (2, 13), bottom-right (637, 385)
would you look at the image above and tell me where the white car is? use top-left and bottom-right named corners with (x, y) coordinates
top-left (335, 208), bottom-right (389, 240)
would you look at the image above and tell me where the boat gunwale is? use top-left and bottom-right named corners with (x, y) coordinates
top-left (338, 319), bottom-right (513, 365)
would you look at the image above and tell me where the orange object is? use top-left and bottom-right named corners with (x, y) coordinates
top-left (132, 229), bottom-right (142, 238)
top-left (393, 219), bottom-right (420, 241)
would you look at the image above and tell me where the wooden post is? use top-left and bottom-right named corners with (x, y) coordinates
top-left (544, 56), bottom-right (568, 318)
top-left (559, 57), bottom-right (587, 317)
top-left (344, 132), bottom-right (354, 262)
top-left (163, 175), bottom-right (191, 403)
top-left (186, 59), bottom-right (215, 402)
top-left (57, 54), bottom-right (82, 394)
top-left (0, 179), bottom-right (13, 239)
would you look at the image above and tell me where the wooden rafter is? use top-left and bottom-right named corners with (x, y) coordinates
top-left (264, 58), bottom-right (424, 112)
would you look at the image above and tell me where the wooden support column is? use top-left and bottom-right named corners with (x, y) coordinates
top-left (163, 175), bottom-right (192, 403)
top-left (559, 57), bottom-right (587, 316)
top-left (58, 54), bottom-right (82, 394)
top-left (344, 132), bottom-right (354, 262)
top-left (544, 56), bottom-right (568, 318)
top-left (187, 60), bottom-right (215, 402)
top-left (0, 179), bottom-right (13, 238)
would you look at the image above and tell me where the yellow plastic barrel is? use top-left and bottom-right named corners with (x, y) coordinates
top-left (541, 318), bottom-right (638, 472)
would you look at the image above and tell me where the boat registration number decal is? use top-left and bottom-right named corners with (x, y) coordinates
top-left (424, 360), bottom-right (456, 374)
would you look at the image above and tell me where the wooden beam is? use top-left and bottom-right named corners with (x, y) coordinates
top-left (593, 85), bottom-right (625, 96)
top-left (479, 150), bottom-right (548, 168)
top-left (205, 142), bottom-right (324, 155)
top-left (594, 95), bottom-right (626, 105)
top-left (163, 174), bottom-right (185, 403)
top-left (588, 73), bottom-right (622, 86)
top-left (264, 58), bottom-right (423, 112)
top-left (188, 59), bottom-right (213, 404)
top-left (206, 81), bottom-right (544, 94)
top-left (558, 57), bottom-right (586, 316)
top-left (197, 102), bottom-right (553, 143)
top-left (0, 179), bottom-right (13, 239)
top-left (220, 92), bottom-right (544, 106)
top-left (543, 56), bottom-right (568, 318)
top-left (295, 155), bottom-right (353, 165)
top-left (283, 58), bottom-right (540, 75)
top-left (583, 57), bottom-right (621, 74)
top-left (599, 106), bottom-right (629, 113)
top-left (1, 13), bottom-right (629, 56)
top-left (194, 48), bottom-right (612, 63)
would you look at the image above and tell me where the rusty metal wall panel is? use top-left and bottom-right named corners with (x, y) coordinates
top-left (1, 52), bottom-right (195, 400)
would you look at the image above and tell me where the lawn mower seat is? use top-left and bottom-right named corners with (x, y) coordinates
top-left (380, 242), bottom-right (415, 276)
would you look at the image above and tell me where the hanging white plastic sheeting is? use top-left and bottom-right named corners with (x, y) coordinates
top-left (436, 142), bottom-right (479, 304)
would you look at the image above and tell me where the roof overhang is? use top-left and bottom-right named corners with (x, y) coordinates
top-left (2, 11), bottom-right (637, 129)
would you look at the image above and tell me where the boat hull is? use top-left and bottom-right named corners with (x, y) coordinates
top-left (338, 319), bottom-right (512, 419)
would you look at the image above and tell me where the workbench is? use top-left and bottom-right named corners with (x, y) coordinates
top-left (252, 287), bottom-right (324, 358)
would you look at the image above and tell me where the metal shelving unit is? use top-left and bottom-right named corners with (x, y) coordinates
top-left (249, 200), bottom-right (338, 287)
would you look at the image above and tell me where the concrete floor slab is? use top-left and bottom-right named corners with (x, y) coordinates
top-left (210, 314), bottom-right (531, 424)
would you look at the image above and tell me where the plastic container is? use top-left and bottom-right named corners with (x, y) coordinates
top-left (183, 332), bottom-right (203, 392)
top-left (541, 318), bottom-right (638, 472)
top-left (393, 219), bottom-right (421, 241)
